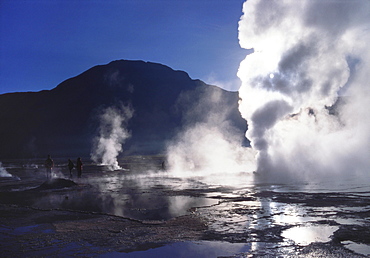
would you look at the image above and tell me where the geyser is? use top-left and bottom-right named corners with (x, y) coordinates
top-left (91, 104), bottom-right (133, 171)
top-left (238, 0), bottom-right (370, 181)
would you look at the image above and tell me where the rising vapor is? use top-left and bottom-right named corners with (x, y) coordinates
top-left (166, 86), bottom-right (256, 180)
top-left (0, 162), bottom-right (12, 177)
top-left (91, 104), bottom-right (133, 171)
top-left (238, 0), bottom-right (370, 181)
top-left (0, 162), bottom-right (19, 180)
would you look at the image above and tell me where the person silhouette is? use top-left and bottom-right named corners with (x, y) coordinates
top-left (45, 155), bottom-right (54, 179)
top-left (76, 157), bottom-right (83, 178)
top-left (68, 159), bottom-right (74, 178)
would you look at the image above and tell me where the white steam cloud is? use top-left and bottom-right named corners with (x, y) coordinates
top-left (0, 162), bottom-right (12, 177)
top-left (166, 86), bottom-right (256, 182)
top-left (91, 104), bottom-right (133, 171)
top-left (238, 0), bottom-right (370, 181)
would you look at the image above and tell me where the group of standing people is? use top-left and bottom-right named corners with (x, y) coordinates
top-left (68, 157), bottom-right (83, 178)
top-left (45, 155), bottom-right (83, 179)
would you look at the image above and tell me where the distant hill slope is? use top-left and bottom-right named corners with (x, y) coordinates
top-left (0, 60), bottom-right (246, 159)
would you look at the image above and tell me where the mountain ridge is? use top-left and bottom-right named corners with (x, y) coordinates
top-left (0, 60), bottom-right (246, 159)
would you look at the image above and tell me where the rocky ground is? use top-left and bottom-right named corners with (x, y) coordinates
top-left (0, 159), bottom-right (369, 257)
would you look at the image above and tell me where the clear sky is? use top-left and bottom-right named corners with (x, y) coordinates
top-left (0, 0), bottom-right (250, 94)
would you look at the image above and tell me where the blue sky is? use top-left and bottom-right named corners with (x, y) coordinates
top-left (0, 0), bottom-right (249, 94)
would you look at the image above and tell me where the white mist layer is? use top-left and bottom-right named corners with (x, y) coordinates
top-left (91, 105), bottom-right (133, 171)
top-left (167, 123), bottom-right (256, 174)
top-left (166, 86), bottom-right (256, 185)
top-left (238, 0), bottom-right (370, 181)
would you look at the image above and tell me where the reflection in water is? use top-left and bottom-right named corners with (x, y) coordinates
top-left (1, 159), bottom-right (370, 257)
top-left (342, 241), bottom-right (370, 257)
top-left (194, 181), bottom-right (370, 256)
top-left (26, 166), bottom-right (221, 221)
top-left (168, 196), bottom-right (217, 218)
top-left (282, 225), bottom-right (339, 245)
top-left (272, 203), bottom-right (318, 225)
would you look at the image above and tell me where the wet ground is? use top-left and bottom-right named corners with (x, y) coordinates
top-left (0, 156), bottom-right (369, 257)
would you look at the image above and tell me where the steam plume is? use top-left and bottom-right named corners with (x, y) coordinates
top-left (0, 162), bottom-right (12, 177)
top-left (238, 0), bottom-right (370, 181)
top-left (91, 104), bottom-right (133, 170)
top-left (166, 86), bottom-right (256, 179)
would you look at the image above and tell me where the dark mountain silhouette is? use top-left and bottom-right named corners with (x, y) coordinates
top-left (0, 60), bottom-right (247, 159)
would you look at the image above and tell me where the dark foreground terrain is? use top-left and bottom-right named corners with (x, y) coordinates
top-left (0, 157), bottom-right (369, 257)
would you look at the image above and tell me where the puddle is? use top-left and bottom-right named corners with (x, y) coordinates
top-left (334, 218), bottom-right (366, 225)
top-left (102, 241), bottom-right (251, 257)
top-left (273, 214), bottom-right (320, 225)
top-left (282, 225), bottom-right (339, 245)
top-left (115, 195), bottom-right (219, 220)
top-left (342, 241), bottom-right (370, 256)
top-left (31, 191), bottom-right (218, 221)
top-left (206, 192), bottom-right (241, 199)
